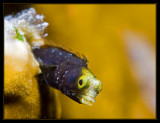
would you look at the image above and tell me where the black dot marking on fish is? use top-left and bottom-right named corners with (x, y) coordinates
top-left (79, 79), bottom-right (83, 85)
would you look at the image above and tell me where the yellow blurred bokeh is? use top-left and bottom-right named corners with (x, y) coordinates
top-left (32, 4), bottom-right (155, 119)
top-left (4, 4), bottom-right (156, 119)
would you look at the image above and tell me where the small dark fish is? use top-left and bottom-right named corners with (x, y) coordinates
top-left (32, 45), bottom-right (101, 106)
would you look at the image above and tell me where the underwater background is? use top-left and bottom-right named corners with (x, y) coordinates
top-left (4, 4), bottom-right (156, 119)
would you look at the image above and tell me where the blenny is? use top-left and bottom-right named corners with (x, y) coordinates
top-left (32, 45), bottom-right (102, 106)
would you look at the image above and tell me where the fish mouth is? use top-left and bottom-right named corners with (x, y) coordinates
top-left (79, 82), bottom-right (101, 106)
top-left (79, 74), bottom-right (102, 106)
top-left (80, 94), bottom-right (97, 106)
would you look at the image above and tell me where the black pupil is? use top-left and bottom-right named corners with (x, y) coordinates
top-left (79, 79), bottom-right (83, 85)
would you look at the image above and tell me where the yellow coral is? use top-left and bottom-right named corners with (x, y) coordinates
top-left (4, 46), bottom-right (41, 119)
top-left (4, 9), bottom-right (61, 119)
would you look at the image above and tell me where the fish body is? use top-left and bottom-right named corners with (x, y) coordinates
top-left (32, 45), bottom-right (101, 106)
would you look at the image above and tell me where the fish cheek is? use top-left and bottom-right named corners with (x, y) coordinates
top-left (63, 71), bottom-right (78, 89)
top-left (61, 68), bottom-right (81, 95)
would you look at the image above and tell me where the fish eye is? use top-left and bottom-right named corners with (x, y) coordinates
top-left (77, 77), bottom-right (89, 89)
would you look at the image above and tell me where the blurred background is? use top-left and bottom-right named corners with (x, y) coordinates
top-left (4, 4), bottom-right (156, 119)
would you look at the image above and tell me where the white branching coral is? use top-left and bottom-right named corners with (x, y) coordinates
top-left (5, 8), bottom-right (49, 47)
top-left (5, 8), bottom-right (49, 36)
